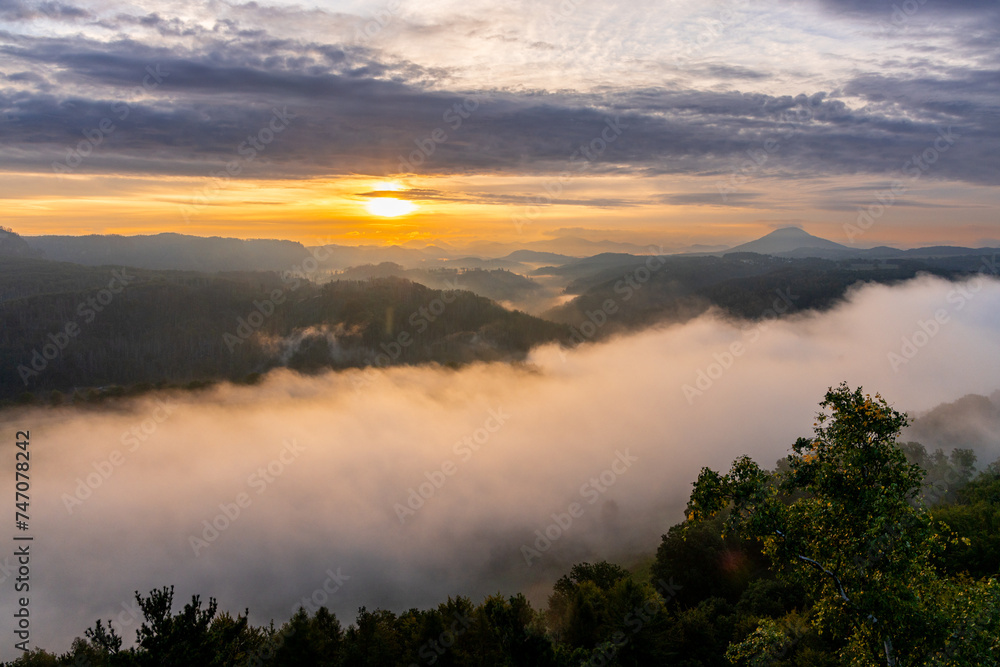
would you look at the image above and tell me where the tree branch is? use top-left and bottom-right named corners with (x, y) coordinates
top-left (775, 531), bottom-right (896, 666)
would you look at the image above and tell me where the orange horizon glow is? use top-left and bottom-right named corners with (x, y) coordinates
top-left (1, 171), bottom-right (997, 250)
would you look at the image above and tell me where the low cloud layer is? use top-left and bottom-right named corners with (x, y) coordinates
top-left (2, 275), bottom-right (1000, 657)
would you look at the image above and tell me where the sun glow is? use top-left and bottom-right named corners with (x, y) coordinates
top-left (364, 181), bottom-right (418, 217)
top-left (365, 197), bottom-right (418, 217)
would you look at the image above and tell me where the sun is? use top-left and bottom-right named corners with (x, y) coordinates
top-left (365, 197), bottom-right (418, 217)
top-left (363, 181), bottom-right (418, 217)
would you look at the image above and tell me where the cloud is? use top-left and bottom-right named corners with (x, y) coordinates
top-left (809, 0), bottom-right (1000, 15)
top-left (2, 7), bottom-right (999, 187)
top-left (805, 0), bottom-right (1000, 57)
top-left (702, 64), bottom-right (769, 80)
top-left (0, 0), bottom-right (91, 21)
top-left (353, 188), bottom-right (636, 208)
top-left (661, 192), bottom-right (766, 207)
top-left (2, 275), bottom-right (999, 658)
top-left (817, 199), bottom-right (963, 212)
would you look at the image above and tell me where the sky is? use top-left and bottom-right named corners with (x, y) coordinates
top-left (1, 0), bottom-right (999, 248)
top-left (2, 274), bottom-right (999, 657)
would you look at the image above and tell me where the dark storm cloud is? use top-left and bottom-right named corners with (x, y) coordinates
top-left (1, 22), bottom-right (999, 185)
top-left (806, 0), bottom-right (1000, 57)
top-left (843, 69), bottom-right (1000, 119)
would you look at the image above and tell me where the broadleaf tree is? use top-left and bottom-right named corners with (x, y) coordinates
top-left (687, 383), bottom-right (1000, 666)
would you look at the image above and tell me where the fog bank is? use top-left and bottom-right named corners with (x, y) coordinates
top-left (2, 275), bottom-right (999, 657)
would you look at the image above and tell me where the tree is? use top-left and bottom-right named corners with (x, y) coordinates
top-left (268, 607), bottom-right (343, 666)
top-left (652, 515), bottom-right (768, 609)
top-left (474, 594), bottom-right (555, 666)
top-left (85, 619), bottom-right (122, 655)
top-left (342, 607), bottom-right (402, 666)
top-left (898, 442), bottom-right (978, 506)
top-left (687, 383), bottom-right (1000, 666)
top-left (0, 650), bottom-right (57, 667)
top-left (545, 561), bottom-right (677, 664)
top-left (132, 586), bottom-right (220, 665)
top-left (930, 467), bottom-right (1000, 579)
top-left (546, 562), bottom-right (630, 647)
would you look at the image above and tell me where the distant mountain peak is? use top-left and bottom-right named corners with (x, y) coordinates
top-left (767, 226), bottom-right (811, 237)
top-left (725, 227), bottom-right (848, 256)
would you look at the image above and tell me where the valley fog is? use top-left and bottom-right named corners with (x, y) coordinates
top-left (3, 275), bottom-right (1000, 657)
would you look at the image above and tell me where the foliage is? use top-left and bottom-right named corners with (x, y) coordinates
top-left (652, 514), bottom-right (769, 609)
top-left (930, 469), bottom-right (1000, 579)
top-left (687, 383), bottom-right (1000, 666)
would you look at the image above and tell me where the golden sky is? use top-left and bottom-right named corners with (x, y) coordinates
top-left (1, 0), bottom-right (999, 249)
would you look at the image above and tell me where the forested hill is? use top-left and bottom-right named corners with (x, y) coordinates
top-left (0, 258), bottom-right (568, 403)
top-left (22, 232), bottom-right (312, 272)
top-left (543, 252), bottom-right (997, 335)
top-left (0, 227), bottom-right (39, 259)
top-left (3, 248), bottom-right (996, 404)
